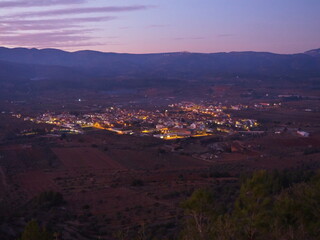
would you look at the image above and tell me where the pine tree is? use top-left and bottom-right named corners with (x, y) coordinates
top-left (234, 170), bottom-right (274, 240)
top-left (180, 189), bottom-right (216, 240)
top-left (20, 220), bottom-right (53, 240)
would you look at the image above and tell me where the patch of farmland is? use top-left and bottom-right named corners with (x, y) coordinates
top-left (15, 170), bottom-right (59, 197)
top-left (52, 147), bottom-right (124, 170)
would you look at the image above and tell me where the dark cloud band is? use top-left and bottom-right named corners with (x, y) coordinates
top-left (11, 5), bottom-right (152, 18)
top-left (0, 2), bottom-right (153, 50)
top-left (0, 0), bottom-right (85, 8)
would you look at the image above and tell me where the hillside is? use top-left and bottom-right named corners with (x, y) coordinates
top-left (305, 48), bottom-right (320, 57)
top-left (0, 47), bottom-right (319, 88)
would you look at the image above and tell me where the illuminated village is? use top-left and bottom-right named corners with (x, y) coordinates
top-left (16, 102), bottom-right (260, 139)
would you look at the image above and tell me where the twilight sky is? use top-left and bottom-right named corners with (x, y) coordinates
top-left (0, 0), bottom-right (319, 54)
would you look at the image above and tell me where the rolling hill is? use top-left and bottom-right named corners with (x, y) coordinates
top-left (0, 47), bottom-right (319, 89)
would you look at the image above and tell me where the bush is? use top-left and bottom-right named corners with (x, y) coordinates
top-left (209, 171), bottom-right (231, 178)
top-left (304, 147), bottom-right (320, 155)
top-left (131, 179), bottom-right (144, 187)
top-left (20, 219), bottom-right (53, 240)
top-left (33, 191), bottom-right (65, 209)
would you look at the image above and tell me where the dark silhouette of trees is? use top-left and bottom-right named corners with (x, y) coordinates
top-left (180, 169), bottom-right (320, 240)
top-left (19, 220), bottom-right (53, 240)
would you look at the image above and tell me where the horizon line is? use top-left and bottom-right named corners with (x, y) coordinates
top-left (0, 45), bottom-right (318, 55)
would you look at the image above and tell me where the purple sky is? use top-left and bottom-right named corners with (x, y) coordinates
top-left (0, 0), bottom-right (319, 53)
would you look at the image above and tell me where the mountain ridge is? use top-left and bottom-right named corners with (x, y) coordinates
top-left (0, 46), bottom-right (319, 87)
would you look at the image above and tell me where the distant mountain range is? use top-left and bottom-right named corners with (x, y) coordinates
top-left (0, 47), bottom-right (319, 88)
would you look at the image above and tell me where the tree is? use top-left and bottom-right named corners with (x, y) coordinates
top-left (234, 170), bottom-right (274, 240)
top-left (274, 179), bottom-right (320, 240)
top-left (34, 191), bottom-right (65, 209)
top-left (178, 169), bottom-right (320, 240)
top-left (20, 220), bottom-right (53, 240)
top-left (180, 189), bottom-right (216, 240)
top-left (213, 214), bottom-right (236, 240)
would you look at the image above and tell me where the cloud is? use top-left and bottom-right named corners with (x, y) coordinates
top-left (2, 16), bottom-right (115, 25)
top-left (1, 16), bottom-right (115, 30)
top-left (9, 5), bottom-right (152, 18)
top-left (0, 29), bottom-right (94, 40)
top-left (216, 34), bottom-right (235, 38)
top-left (0, 29), bottom-right (105, 48)
top-left (0, 24), bottom-right (78, 32)
top-left (0, 0), bottom-right (85, 8)
top-left (146, 24), bottom-right (168, 28)
top-left (0, 25), bottom-right (123, 49)
top-left (120, 26), bottom-right (131, 30)
top-left (174, 37), bottom-right (205, 41)
top-left (0, 1), bottom-right (154, 50)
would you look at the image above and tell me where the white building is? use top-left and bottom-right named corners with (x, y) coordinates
top-left (297, 131), bottom-right (310, 137)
